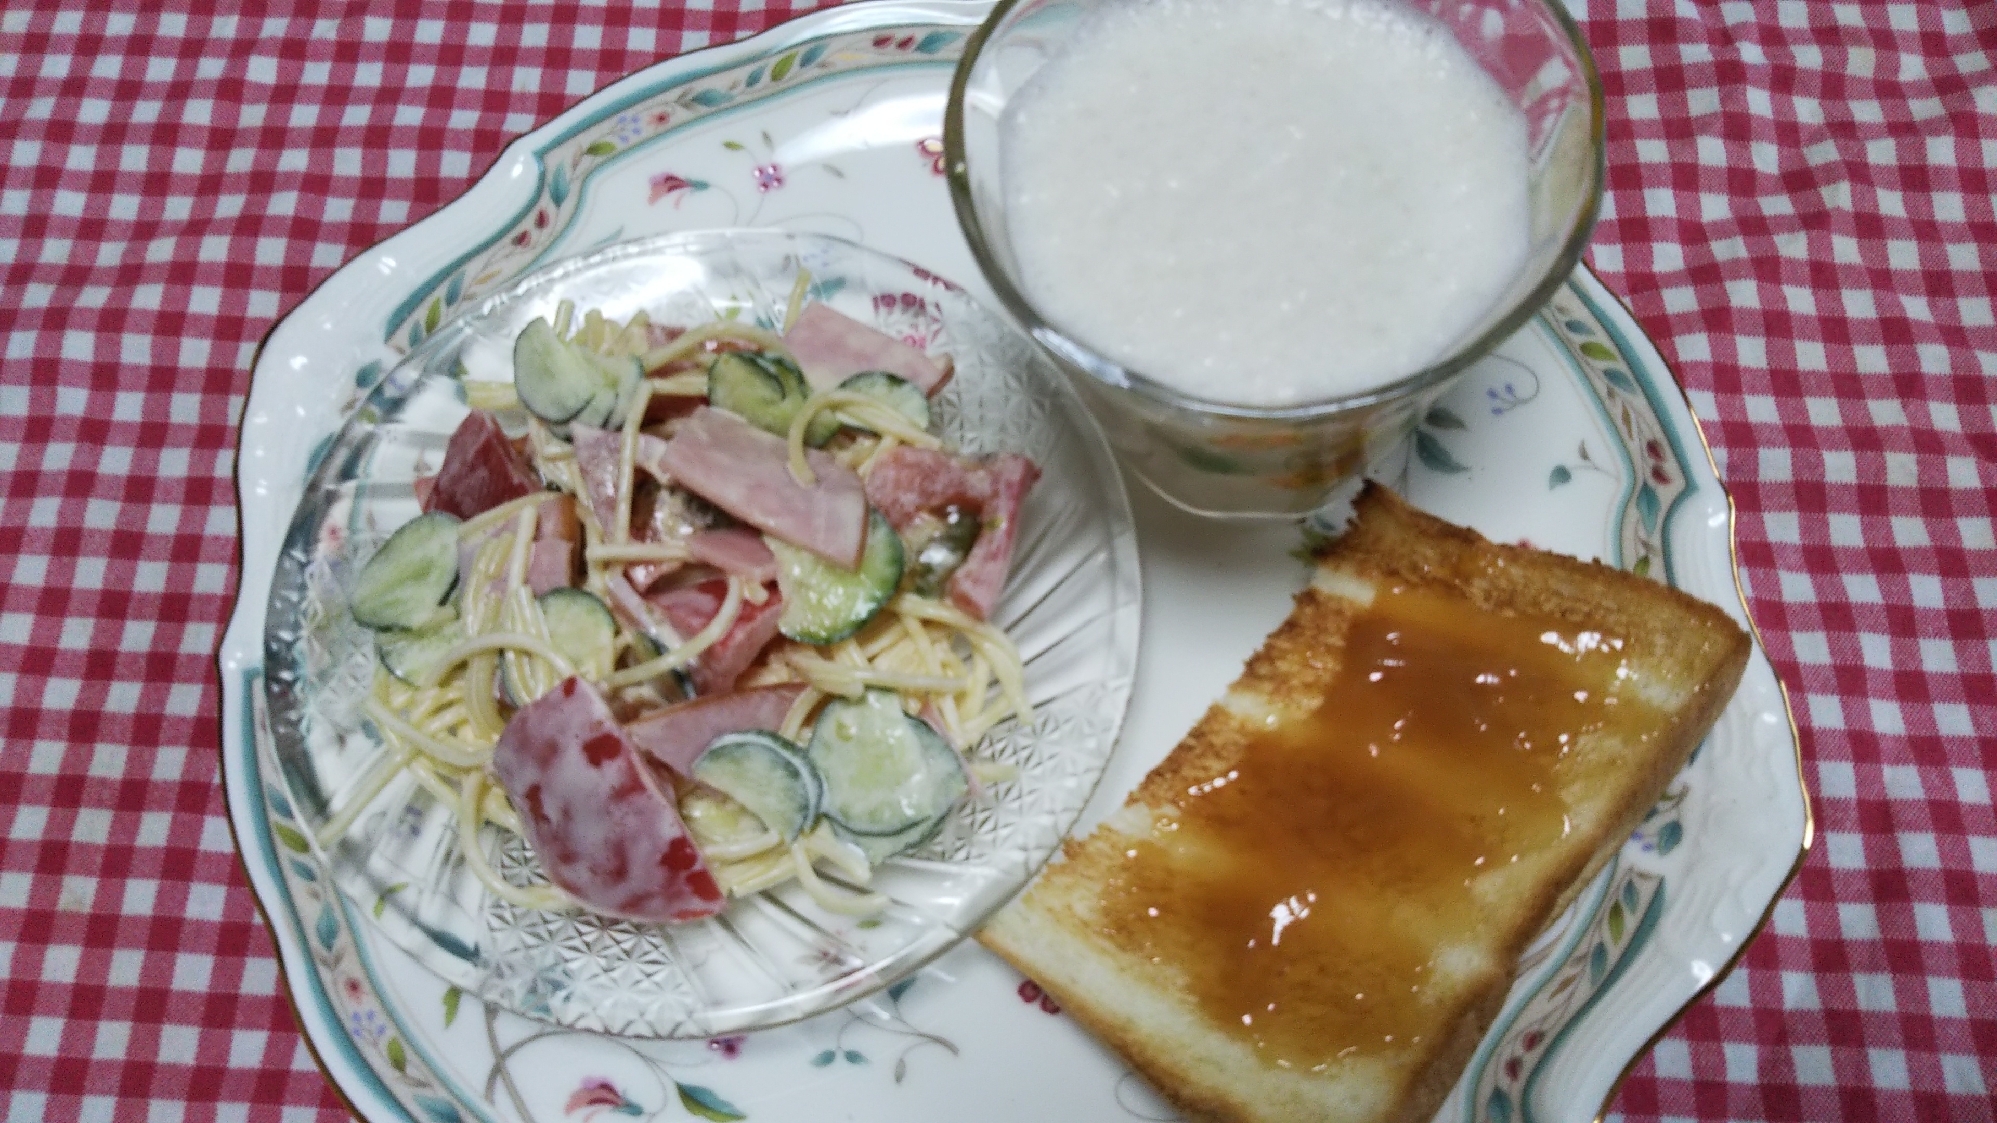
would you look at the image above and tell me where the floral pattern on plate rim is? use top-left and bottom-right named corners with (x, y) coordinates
top-left (384, 26), bottom-right (963, 354)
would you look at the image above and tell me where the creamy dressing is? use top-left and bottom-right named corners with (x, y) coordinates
top-left (1001, 0), bottom-right (1532, 408)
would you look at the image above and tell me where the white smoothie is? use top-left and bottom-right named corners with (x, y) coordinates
top-left (1001, 0), bottom-right (1532, 408)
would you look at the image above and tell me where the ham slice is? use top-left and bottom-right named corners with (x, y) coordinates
top-left (626, 486), bottom-right (697, 594)
top-left (649, 578), bottom-right (727, 639)
top-left (783, 302), bottom-right (952, 395)
top-left (576, 426), bottom-right (697, 591)
top-left (424, 411), bottom-right (539, 520)
top-left (456, 495), bottom-right (577, 599)
top-left (490, 677), bottom-right (724, 924)
top-left (568, 424), bottom-right (624, 538)
top-left (645, 407), bottom-right (867, 568)
top-left (691, 592), bottom-right (785, 695)
top-left (626, 683), bottom-right (808, 778)
top-left (687, 528), bottom-right (778, 585)
top-left (649, 578), bottom-right (787, 696)
top-left (946, 454), bottom-right (1040, 621)
top-left (525, 538), bottom-right (575, 595)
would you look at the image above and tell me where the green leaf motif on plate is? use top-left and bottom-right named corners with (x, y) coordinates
top-left (1486, 1089), bottom-right (1513, 1123)
top-left (771, 52), bottom-right (798, 82)
top-left (442, 984), bottom-right (462, 1027)
top-left (810, 1050), bottom-right (836, 1067)
top-left (1424, 404), bottom-right (1466, 430)
top-left (1579, 340), bottom-right (1617, 363)
top-left (315, 904), bottom-right (339, 951)
top-left (744, 66), bottom-right (765, 88)
top-left (414, 1095), bottom-right (464, 1123)
top-left (273, 822), bottom-right (311, 854)
top-left (1635, 483), bottom-right (1661, 531)
top-left (1632, 554), bottom-right (1652, 577)
top-left (722, 140), bottom-right (746, 151)
top-left (386, 1035), bottom-right (408, 1073)
top-left (550, 164), bottom-right (570, 207)
top-left (1413, 429), bottom-right (1468, 474)
top-left (430, 928), bottom-right (480, 964)
top-left (676, 1082), bottom-right (746, 1122)
top-left (374, 882), bottom-right (408, 919)
top-left (1607, 900), bottom-right (1626, 944)
top-left (424, 298), bottom-right (442, 334)
top-left (914, 31), bottom-right (960, 53)
top-left (800, 43), bottom-right (828, 68)
top-left (584, 139), bottom-right (618, 158)
top-left (690, 88), bottom-right (734, 109)
top-left (1548, 465), bottom-right (1572, 488)
top-left (1656, 820), bottom-right (1683, 855)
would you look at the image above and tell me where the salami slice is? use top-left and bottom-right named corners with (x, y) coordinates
top-left (424, 410), bottom-right (539, 519)
top-left (490, 677), bottom-right (725, 924)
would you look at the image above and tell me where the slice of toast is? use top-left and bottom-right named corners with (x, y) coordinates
top-left (980, 483), bottom-right (1750, 1123)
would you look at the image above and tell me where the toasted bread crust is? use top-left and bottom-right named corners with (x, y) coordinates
top-left (980, 484), bottom-right (1751, 1123)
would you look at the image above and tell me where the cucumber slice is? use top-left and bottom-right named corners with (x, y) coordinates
top-left (571, 381), bottom-right (620, 430)
top-left (830, 814), bottom-right (946, 866)
top-left (904, 506), bottom-right (982, 599)
top-left (513, 317), bottom-right (600, 424)
top-left (351, 512), bottom-right (462, 630)
top-left (621, 631), bottom-right (695, 699)
top-left (537, 587), bottom-right (617, 681)
top-left (771, 509), bottom-right (904, 645)
top-left (809, 690), bottom-right (968, 837)
top-left (707, 351), bottom-right (794, 433)
top-left (692, 731), bottom-right (823, 843)
top-left (377, 615), bottom-right (466, 685)
top-left (605, 353), bottom-right (645, 427)
top-left (515, 318), bottom-right (645, 429)
top-left (708, 351), bottom-right (838, 445)
top-left (836, 371), bottom-right (930, 434)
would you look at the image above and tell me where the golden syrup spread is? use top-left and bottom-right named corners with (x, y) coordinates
top-left (1095, 583), bottom-right (1657, 1070)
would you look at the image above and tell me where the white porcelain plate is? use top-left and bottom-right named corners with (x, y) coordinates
top-left (219, 4), bottom-right (1809, 1120)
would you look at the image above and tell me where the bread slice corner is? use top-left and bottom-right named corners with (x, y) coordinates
top-left (980, 483), bottom-right (1750, 1123)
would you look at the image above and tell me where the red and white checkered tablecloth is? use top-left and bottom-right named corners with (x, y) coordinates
top-left (0, 1), bottom-right (1991, 1120)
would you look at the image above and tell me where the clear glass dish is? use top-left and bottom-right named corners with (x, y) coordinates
top-left (261, 230), bottom-right (1142, 1038)
top-left (945, 0), bottom-right (1605, 518)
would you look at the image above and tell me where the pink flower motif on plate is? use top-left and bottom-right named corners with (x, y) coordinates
top-left (648, 171), bottom-right (708, 208)
top-left (916, 136), bottom-right (946, 176)
top-left (564, 1076), bottom-right (642, 1118)
top-left (1017, 978), bottom-right (1062, 1014)
top-left (752, 163), bottom-right (785, 192)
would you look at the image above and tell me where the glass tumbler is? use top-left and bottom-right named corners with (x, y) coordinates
top-left (945, 0), bottom-right (1604, 518)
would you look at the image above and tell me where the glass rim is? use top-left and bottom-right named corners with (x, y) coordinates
top-left (943, 0), bottom-right (1608, 423)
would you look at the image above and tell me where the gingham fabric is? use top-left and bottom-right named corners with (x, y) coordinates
top-left (0, 2), bottom-right (1990, 1120)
